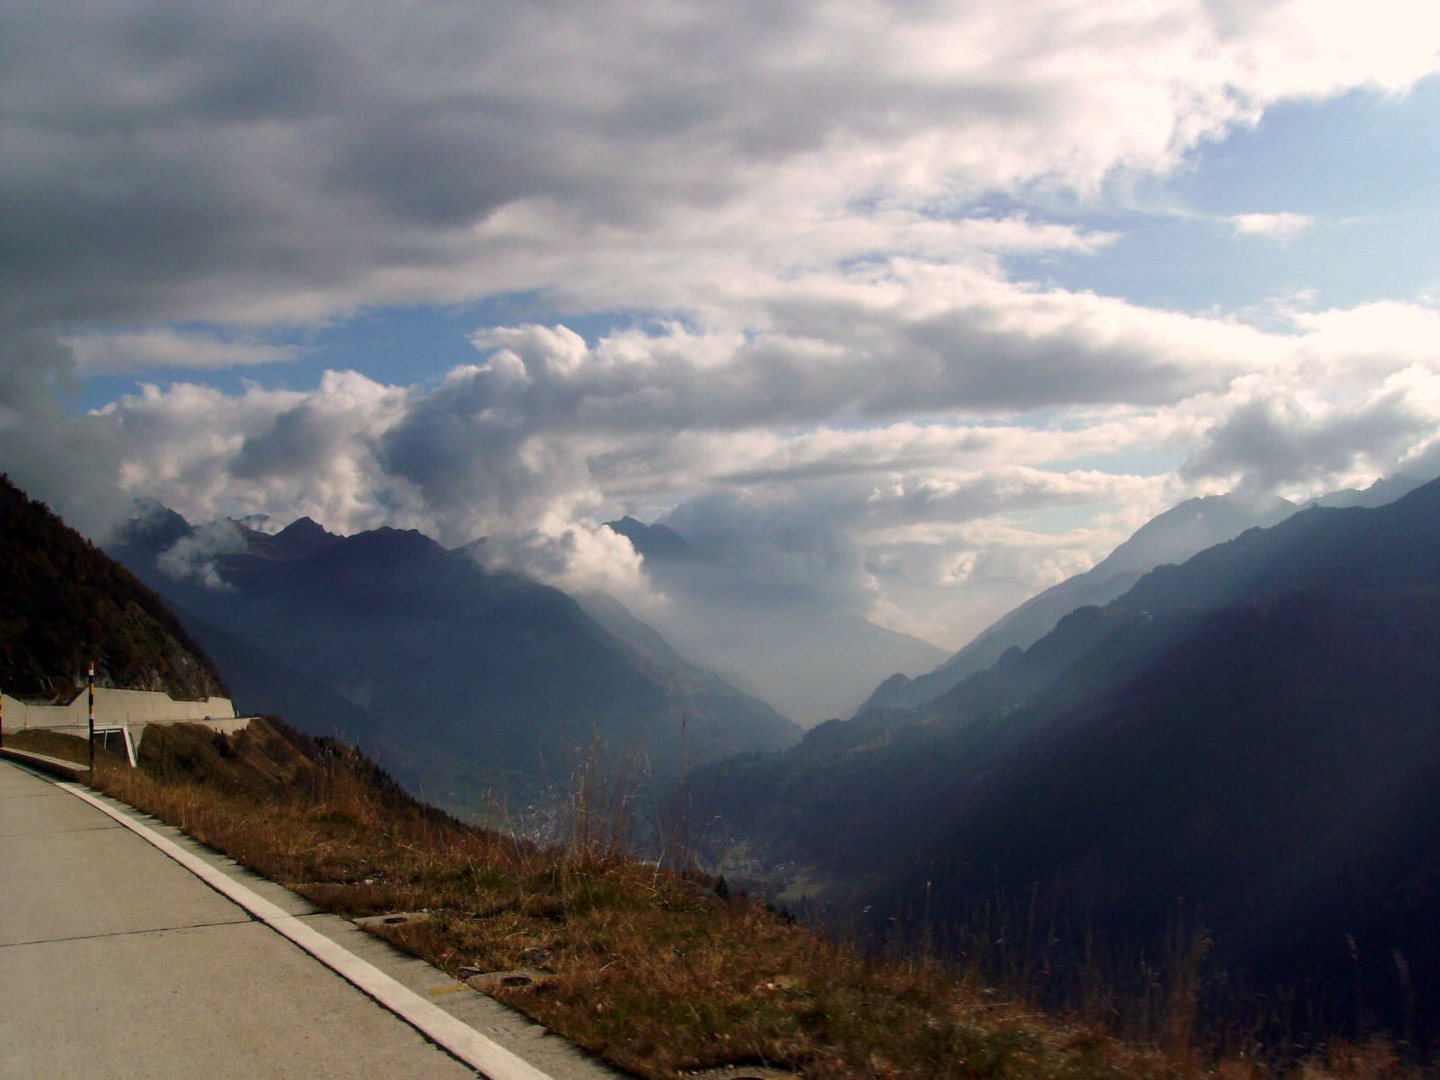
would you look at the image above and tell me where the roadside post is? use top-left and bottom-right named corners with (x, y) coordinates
top-left (88, 663), bottom-right (95, 771)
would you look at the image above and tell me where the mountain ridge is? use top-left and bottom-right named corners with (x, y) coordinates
top-left (690, 474), bottom-right (1440, 1040)
top-left (858, 475), bottom-right (1426, 716)
top-left (108, 505), bottom-right (800, 817)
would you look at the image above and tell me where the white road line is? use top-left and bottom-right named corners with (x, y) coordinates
top-left (57, 780), bottom-right (557, 1080)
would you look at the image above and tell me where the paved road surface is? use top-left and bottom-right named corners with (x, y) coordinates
top-left (0, 759), bottom-right (619, 1080)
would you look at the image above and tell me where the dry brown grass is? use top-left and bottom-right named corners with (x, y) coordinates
top-left (34, 718), bottom-right (1429, 1080)
top-left (4, 727), bottom-right (101, 764)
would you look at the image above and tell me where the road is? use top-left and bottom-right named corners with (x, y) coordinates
top-left (0, 758), bottom-right (619, 1080)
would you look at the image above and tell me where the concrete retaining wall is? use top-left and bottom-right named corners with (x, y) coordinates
top-left (1, 687), bottom-right (253, 758)
top-left (1, 688), bottom-right (238, 731)
top-left (0, 745), bottom-right (91, 780)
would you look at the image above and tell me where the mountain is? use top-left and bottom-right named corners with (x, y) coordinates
top-left (109, 509), bottom-right (800, 817)
top-left (605, 517), bottom-right (947, 724)
top-left (693, 477), bottom-right (1440, 1040)
top-left (164, 604), bottom-right (411, 768)
top-left (0, 475), bottom-right (226, 701)
top-left (240, 515), bottom-right (342, 561)
top-left (571, 589), bottom-right (804, 766)
top-left (1308, 471), bottom-right (1425, 509)
top-left (860, 492), bottom-right (1298, 714)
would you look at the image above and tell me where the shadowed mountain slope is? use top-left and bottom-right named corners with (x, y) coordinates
top-left (109, 509), bottom-right (799, 815)
top-left (860, 492), bottom-right (1298, 715)
top-left (863, 475), bottom-right (1428, 718)
top-left (693, 476), bottom-right (1440, 1041)
top-left (0, 475), bottom-right (226, 701)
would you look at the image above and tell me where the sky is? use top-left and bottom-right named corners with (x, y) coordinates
top-left (3, 0), bottom-right (1439, 650)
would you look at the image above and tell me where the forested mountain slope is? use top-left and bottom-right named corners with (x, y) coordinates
top-left (0, 475), bottom-right (226, 701)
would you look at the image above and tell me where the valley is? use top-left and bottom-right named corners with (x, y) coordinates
top-left (691, 475), bottom-right (1440, 1047)
top-left (5, 468), bottom-right (1440, 1069)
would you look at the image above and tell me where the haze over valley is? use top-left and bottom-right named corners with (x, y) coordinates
top-left (6, 0), bottom-right (1440, 1066)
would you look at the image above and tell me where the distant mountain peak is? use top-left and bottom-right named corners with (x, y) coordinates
top-left (1309, 472), bottom-right (1428, 510)
top-left (206, 514), bottom-right (345, 563)
top-left (117, 497), bottom-right (192, 548)
top-left (857, 487), bottom-right (1305, 716)
top-left (325, 525), bottom-right (441, 564)
top-left (268, 516), bottom-right (341, 560)
top-left (449, 535), bottom-right (489, 557)
top-left (605, 517), bottom-right (704, 563)
top-left (278, 515), bottom-right (328, 535)
top-left (233, 513), bottom-right (278, 534)
top-left (1097, 491), bottom-right (1295, 576)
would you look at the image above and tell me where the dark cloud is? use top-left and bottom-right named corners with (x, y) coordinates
top-left (11, 0), bottom-right (1422, 337)
top-left (0, 332), bottom-right (128, 535)
top-left (0, 333), bottom-right (77, 416)
top-left (232, 403), bottom-right (350, 481)
top-left (2, 3), bottom-right (816, 330)
top-left (1182, 388), bottom-right (1435, 495)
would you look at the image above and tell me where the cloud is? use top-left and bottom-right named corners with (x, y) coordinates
top-left (5, 2), bottom-right (1440, 649)
top-left (63, 328), bottom-right (299, 374)
top-left (155, 518), bottom-right (246, 590)
top-left (3, 281), bottom-right (1429, 649)
top-left (87, 372), bottom-right (429, 541)
top-left (469, 520), bottom-right (668, 619)
top-left (434, 267), bottom-right (1279, 446)
top-left (1229, 212), bottom-right (1317, 242)
top-left (1181, 365), bottom-right (1440, 495)
top-left (5, 1), bottom-right (1437, 341)
top-left (0, 332), bottom-right (78, 423)
top-left (1292, 302), bottom-right (1440, 373)
top-left (658, 467), bottom-right (1166, 647)
top-left (0, 332), bottom-right (130, 536)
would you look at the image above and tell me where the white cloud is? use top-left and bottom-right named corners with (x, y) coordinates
top-left (0, 279), bottom-right (1413, 651)
top-left (1229, 212), bottom-right (1317, 242)
top-left (1181, 363), bottom-right (1440, 496)
top-left (91, 373), bottom-right (419, 539)
top-left (1292, 302), bottom-right (1440, 371)
top-left (470, 519), bottom-right (669, 620)
top-left (156, 519), bottom-right (246, 590)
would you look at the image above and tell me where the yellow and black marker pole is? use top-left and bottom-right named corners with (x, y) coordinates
top-left (87, 663), bottom-right (95, 771)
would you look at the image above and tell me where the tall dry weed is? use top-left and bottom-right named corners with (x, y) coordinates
top-left (561, 734), bottom-right (647, 863)
top-left (51, 721), bottom-right (1439, 1080)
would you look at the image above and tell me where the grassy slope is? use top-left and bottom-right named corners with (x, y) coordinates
top-left (12, 720), bottom-right (1426, 1080)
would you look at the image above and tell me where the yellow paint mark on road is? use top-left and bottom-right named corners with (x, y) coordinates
top-left (427, 983), bottom-right (472, 997)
